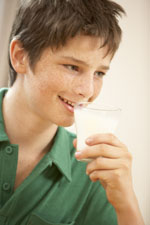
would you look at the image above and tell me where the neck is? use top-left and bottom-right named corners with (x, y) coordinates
top-left (2, 85), bottom-right (58, 154)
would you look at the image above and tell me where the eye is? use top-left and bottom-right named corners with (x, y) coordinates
top-left (95, 71), bottom-right (105, 78)
top-left (63, 64), bottom-right (79, 72)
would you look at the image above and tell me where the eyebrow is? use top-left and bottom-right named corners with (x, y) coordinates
top-left (61, 56), bottom-right (110, 71)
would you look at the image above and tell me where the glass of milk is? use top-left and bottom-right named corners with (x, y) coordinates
top-left (74, 102), bottom-right (121, 162)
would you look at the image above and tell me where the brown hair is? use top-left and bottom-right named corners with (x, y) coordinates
top-left (8, 0), bottom-right (125, 86)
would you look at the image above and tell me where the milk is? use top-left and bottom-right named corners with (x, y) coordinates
top-left (74, 105), bottom-right (121, 162)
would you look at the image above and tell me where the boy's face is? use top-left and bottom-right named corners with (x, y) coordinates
top-left (23, 35), bottom-right (112, 127)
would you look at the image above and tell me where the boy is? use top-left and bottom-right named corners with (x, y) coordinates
top-left (0, 0), bottom-right (144, 224)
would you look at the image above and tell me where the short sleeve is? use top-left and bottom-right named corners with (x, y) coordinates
top-left (75, 181), bottom-right (118, 225)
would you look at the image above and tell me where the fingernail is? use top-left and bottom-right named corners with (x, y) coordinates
top-left (75, 151), bottom-right (82, 157)
top-left (86, 137), bottom-right (93, 143)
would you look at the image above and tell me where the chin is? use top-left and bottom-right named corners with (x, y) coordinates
top-left (55, 118), bottom-right (75, 127)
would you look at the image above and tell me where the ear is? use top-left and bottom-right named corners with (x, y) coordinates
top-left (9, 39), bottom-right (28, 74)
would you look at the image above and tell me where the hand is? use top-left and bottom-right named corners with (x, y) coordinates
top-left (74, 133), bottom-right (134, 210)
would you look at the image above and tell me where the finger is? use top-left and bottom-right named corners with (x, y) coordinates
top-left (86, 157), bottom-right (123, 174)
top-left (86, 133), bottom-right (126, 148)
top-left (75, 144), bottom-right (124, 160)
top-left (88, 168), bottom-right (131, 186)
top-left (73, 138), bottom-right (77, 148)
top-left (88, 169), bottom-right (112, 183)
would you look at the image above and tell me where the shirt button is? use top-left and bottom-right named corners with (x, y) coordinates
top-left (2, 182), bottom-right (10, 191)
top-left (5, 146), bottom-right (13, 154)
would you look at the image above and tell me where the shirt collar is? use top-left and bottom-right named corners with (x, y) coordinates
top-left (0, 88), bottom-right (10, 142)
top-left (48, 126), bottom-right (72, 182)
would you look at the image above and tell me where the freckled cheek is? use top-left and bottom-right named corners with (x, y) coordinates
top-left (34, 73), bottom-right (67, 98)
top-left (91, 80), bottom-right (103, 101)
top-left (37, 81), bottom-right (58, 99)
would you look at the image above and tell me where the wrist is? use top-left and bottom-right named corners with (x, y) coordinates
top-left (114, 195), bottom-right (145, 225)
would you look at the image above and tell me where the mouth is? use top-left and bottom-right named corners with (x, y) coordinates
top-left (59, 96), bottom-right (76, 106)
top-left (58, 95), bottom-right (76, 113)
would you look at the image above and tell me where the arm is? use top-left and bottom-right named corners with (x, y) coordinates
top-left (74, 134), bottom-right (145, 225)
top-left (115, 194), bottom-right (145, 225)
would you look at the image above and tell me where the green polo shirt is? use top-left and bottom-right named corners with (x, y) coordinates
top-left (0, 88), bottom-right (117, 225)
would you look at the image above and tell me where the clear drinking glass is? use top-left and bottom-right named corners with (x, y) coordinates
top-left (74, 102), bottom-right (122, 162)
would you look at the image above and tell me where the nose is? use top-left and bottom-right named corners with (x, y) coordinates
top-left (72, 73), bottom-right (95, 99)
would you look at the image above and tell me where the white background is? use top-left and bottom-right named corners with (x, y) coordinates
top-left (67, 0), bottom-right (149, 224)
